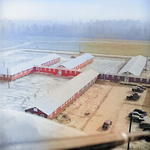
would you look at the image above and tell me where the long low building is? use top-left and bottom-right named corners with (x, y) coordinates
top-left (25, 69), bottom-right (99, 119)
top-left (58, 53), bottom-right (94, 70)
top-left (0, 54), bottom-right (60, 81)
top-left (118, 55), bottom-right (147, 76)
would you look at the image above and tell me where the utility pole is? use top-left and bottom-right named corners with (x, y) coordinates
top-left (79, 43), bottom-right (80, 53)
top-left (7, 68), bottom-right (10, 88)
top-left (127, 113), bottom-right (133, 150)
top-left (3, 61), bottom-right (5, 67)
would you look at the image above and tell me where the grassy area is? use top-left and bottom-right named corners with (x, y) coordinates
top-left (80, 39), bottom-right (150, 57)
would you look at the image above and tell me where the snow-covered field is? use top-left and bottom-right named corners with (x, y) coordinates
top-left (0, 49), bottom-right (126, 112)
top-left (82, 56), bottom-right (126, 74)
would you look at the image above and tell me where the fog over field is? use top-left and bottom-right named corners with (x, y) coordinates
top-left (1, 0), bottom-right (150, 42)
top-left (0, 19), bottom-right (150, 41)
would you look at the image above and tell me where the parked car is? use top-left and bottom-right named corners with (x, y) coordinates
top-left (103, 120), bottom-right (112, 130)
top-left (126, 93), bottom-right (140, 101)
top-left (132, 86), bottom-right (144, 93)
top-left (137, 85), bottom-right (146, 90)
top-left (134, 109), bottom-right (147, 116)
top-left (131, 115), bottom-right (145, 123)
top-left (133, 93), bottom-right (141, 98)
top-left (139, 121), bottom-right (150, 129)
top-left (129, 111), bottom-right (144, 118)
top-left (143, 127), bottom-right (150, 131)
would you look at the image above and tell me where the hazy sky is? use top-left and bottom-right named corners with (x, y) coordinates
top-left (1, 0), bottom-right (150, 22)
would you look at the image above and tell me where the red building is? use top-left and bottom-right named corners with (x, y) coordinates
top-left (0, 54), bottom-right (60, 81)
top-left (25, 69), bottom-right (99, 119)
top-left (59, 53), bottom-right (94, 70)
top-left (34, 67), bottom-right (81, 78)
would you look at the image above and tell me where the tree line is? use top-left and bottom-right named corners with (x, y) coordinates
top-left (0, 19), bottom-right (150, 40)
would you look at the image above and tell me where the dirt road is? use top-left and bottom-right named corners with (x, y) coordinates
top-left (53, 81), bottom-right (150, 149)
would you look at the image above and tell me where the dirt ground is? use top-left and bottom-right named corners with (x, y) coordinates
top-left (53, 81), bottom-right (150, 150)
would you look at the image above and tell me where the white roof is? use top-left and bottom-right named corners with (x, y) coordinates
top-left (118, 55), bottom-right (146, 76)
top-left (60, 53), bottom-right (94, 69)
top-left (0, 54), bottom-right (60, 75)
top-left (26, 69), bottom-right (99, 115)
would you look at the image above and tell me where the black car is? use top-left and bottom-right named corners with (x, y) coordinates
top-left (129, 111), bottom-right (144, 118)
top-left (132, 86), bottom-right (144, 93)
top-left (126, 93), bottom-right (140, 101)
top-left (143, 127), bottom-right (150, 131)
top-left (133, 93), bottom-right (141, 98)
top-left (139, 121), bottom-right (150, 129)
top-left (126, 95), bottom-right (138, 101)
top-left (134, 109), bottom-right (147, 116)
top-left (131, 115), bottom-right (145, 123)
top-left (137, 85), bottom-right (146, 90)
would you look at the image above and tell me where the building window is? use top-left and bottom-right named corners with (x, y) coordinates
top-left (118, 76), bottom-right (120, 79)
top-left (140, 78), bottom-right (143, 82)
top-left (112, 75), bottom-right (114, 79)
top-left (34, 108), bottom-right (37, 112)
top-left (134, 78), bottom-right (136, 81)
top-left (58, 70), bottom-right (62, 74)
top-left (147, 79), bottom-right (149, 83)
top-left (40, 114), bottom-right (45, 117)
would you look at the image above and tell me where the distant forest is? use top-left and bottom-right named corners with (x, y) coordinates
top-left (0, 19), bottom-right (150, 41)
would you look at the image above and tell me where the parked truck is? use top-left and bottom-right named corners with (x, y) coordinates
top-left (126, 93), bottom-right (141, 101)
top-left (132, 86), bottom-right (144, 93)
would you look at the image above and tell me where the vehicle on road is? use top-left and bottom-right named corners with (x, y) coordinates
top-left (103, 120), bottom-right (112, 130)
top-left (132, 86), bottom-right (144, 93)
top-left (134, 109), bottom-right (147, 116)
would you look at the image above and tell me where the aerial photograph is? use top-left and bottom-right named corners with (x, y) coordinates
top-left (0, 0), bottom-right (150, 150)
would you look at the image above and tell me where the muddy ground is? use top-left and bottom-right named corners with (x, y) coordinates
top-left (53, 81), bottom-right (150, 150)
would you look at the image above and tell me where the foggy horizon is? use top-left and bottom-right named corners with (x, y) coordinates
top-left (1, 0), bottom-right (150, 22)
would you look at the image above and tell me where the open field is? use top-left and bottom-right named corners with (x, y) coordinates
top-left (80, 39), bottom-right (150, 57)
top-left (53, 81), bottom-right (150, 149)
